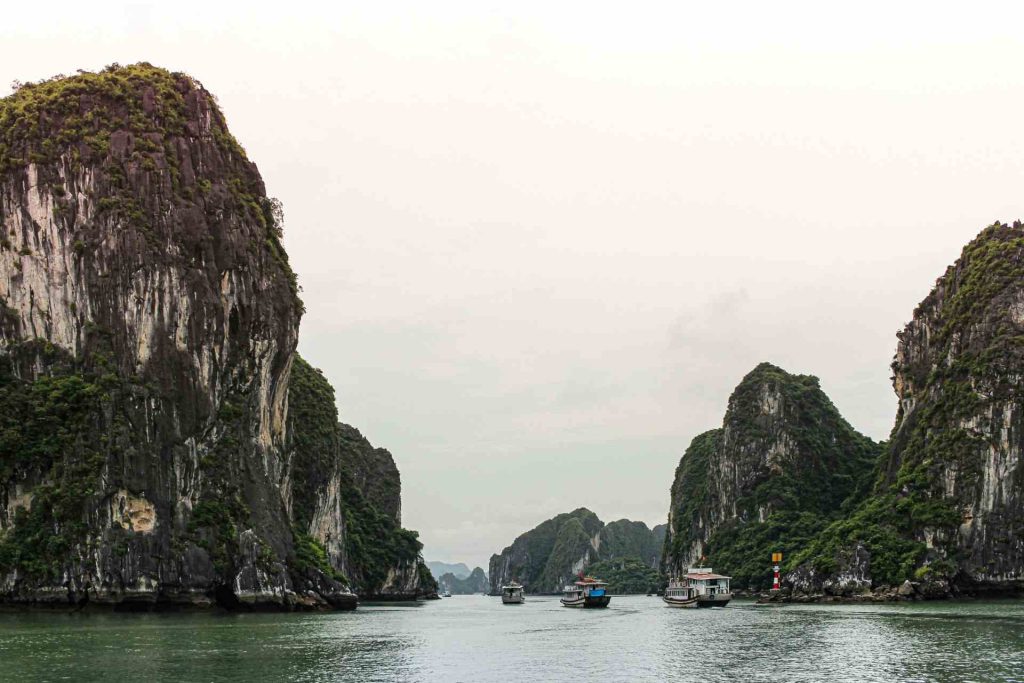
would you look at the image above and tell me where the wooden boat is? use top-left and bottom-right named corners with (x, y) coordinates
top-left (663, 567), bottom-right (732, 608)
top-left (501, 582), bottom-right (525, 604)
top-left (560, 577), bottom-right (610, 608)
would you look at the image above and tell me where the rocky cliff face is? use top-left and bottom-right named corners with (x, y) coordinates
top-left (662, 363), bottom-right (880, 589)
top-left (789, 223), bottom-right (1024, 596)
top-left (0, 64), bottom-right (430, 608)
top-left (487, 508), bottom-right (664, 594)
top-left (886, 222), bottom-right (1024, 590)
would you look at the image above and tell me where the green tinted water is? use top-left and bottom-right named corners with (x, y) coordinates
top-left (1, 596), bottom-right (1022, 682)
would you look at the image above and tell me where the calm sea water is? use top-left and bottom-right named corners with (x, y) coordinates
top-left (1, 596), bottom-right (1022, 682)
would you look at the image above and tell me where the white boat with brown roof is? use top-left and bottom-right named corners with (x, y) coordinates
top-left (663, 567), bottom-right (732, 608)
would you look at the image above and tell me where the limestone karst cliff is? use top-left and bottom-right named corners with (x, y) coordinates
top-left (789, 222), bottom-right (1024, 596)
top-left (661, 363), bottom-right (880, 589)
top-left (0, 64), bottom-right (431, 608)
top-left (488, 509), bottom-right (665, 594)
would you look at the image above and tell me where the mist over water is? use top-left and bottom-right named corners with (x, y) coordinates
top-left (2, 598), bottom-right (1023, 682)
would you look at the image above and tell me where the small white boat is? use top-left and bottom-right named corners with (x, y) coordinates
top-left (442, 589), bottom-right (452, 598)
top-left (501, 582), bottom-right (525, 604)
top-left (560, 577), bottom-right (610, 608)
top-left (663, 567), bottom-right (732, 608)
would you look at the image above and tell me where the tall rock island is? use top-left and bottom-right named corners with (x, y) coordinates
top-left (661, 363), bottom-right (880, 589)
top-left (789, 222), bottom-right (1024, 596)
top-left (0, 64), bottom-right (433, 609)
top-left (488, 508), bottom-right (665, 594)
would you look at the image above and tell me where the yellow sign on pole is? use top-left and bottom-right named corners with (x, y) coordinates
top-left (772, 552), bottom-right (783, 563)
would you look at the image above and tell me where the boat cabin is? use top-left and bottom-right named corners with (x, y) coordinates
top-left (563, 577), bottom-right (607, 599)
top-left (503, 583), bottom-right (524, 598)
top-left (666, 567), bottom-right (731, 599)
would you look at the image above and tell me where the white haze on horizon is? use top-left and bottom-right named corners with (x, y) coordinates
top-left (4, 1), bottom-right (1024, 570)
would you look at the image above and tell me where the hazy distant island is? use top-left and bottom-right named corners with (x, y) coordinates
top-left (438, 567), bottom-right (489, 594)
top-left (426, 561), bottom-right (472, 580)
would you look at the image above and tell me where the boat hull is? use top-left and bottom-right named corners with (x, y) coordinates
top-left (501, 595), bottom-right (524, 604)
top-left (663, 593), bottom-right (732, 608)
top-left (560, 595), bottom-right (611, 608)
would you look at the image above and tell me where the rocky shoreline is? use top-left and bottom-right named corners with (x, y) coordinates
top-left (750, 582), bottom-right (1024, 604)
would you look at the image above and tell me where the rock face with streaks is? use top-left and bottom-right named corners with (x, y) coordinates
top-left (0, 64), bottom-right (431, 608)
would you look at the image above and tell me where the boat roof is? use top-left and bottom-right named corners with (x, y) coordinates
top-left (684, 572), bottom-right (731, 580)
top-left (574, 577), bottom-right (606, 585)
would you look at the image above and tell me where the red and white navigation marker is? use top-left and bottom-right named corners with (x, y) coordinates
top-left (771, 552), bottom-right (783, 591)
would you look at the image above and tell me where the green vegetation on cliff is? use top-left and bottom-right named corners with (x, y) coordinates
top-left (1, 63), bottom-right (194, 174)
top-left (538, 517), bottom-right (593, 590)
top-left (788, 495), bottom-right (928, 586)
top-left (726, 363), bottom-right (879, 518)
top-left (599, 519), bottom-right (666, 567)
top-left (0, 343), bottom-right (114, 579)
top-left (586, 558), bottom-right (662, 594)
top-left (663, 430), bottom-right (718, 569)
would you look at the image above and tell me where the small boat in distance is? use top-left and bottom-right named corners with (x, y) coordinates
top-left (501, 581), bottom-right (525, 604)
top-left (560, 576), bottom-right (611, 608)
top-left (663, 567), bottom-right (732, 608)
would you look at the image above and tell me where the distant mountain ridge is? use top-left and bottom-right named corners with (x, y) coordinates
top-left (427, 561), bottom-right (471, 580)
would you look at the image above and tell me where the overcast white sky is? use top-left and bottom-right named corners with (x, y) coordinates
top-left (5, 1), bottom-right (1024, 569)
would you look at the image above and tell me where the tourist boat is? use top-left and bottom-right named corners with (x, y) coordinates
top-left (560, 577), bottom-right (611, 608)
top-left (663, 567), bottom-right (732, 608)
top-left (501, 582), bottom-right (525, 604)
top-left (442, 589), bottom-right (452, 598)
